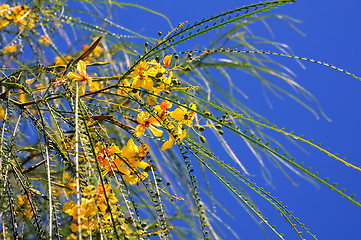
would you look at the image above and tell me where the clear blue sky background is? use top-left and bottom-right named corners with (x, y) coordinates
top-left (78, 1), bottom-right (361, 239)
top-left (120, 1), bottom-right (361, 239)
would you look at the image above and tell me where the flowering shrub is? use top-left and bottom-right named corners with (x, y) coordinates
top-left (0, 1), bottom-right (360, 239)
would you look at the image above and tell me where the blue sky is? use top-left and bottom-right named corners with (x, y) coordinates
top-left (125, 1), bottom-right (361, 239)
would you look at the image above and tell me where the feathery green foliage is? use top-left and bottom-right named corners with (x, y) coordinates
top-left (0, 0), bottom-right (359, 239)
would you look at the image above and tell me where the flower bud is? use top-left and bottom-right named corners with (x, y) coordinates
top-left (195, 125), bottom-right (205, 132)
top-left (155, 72), bottom-right (163, 78)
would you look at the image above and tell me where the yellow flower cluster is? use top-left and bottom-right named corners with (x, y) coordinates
top-left (16, 195), bottom-right (35, 219)
top-left (131, 55), bottom-right (173, 93)
top-left (63, 184), bottom-right (118, 233)
top-left (124, 55), bottom-right (202, 150)
top-left (39, 35), bottom-right (51, 46)
top-left (54, 55), bottom-right (72, 66)
top-left (66, 60), bottom-right (100, 94)
top-left (133, 100), bottom-right (197, 151)
top-left (96, 139), bottom-right (150, 184)
top-left (0, 4), bottom-right (38, 29)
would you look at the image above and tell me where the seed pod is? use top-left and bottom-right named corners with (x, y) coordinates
top-left (204, 112), bottom-right (211, 117)
top-left (171, 79), bottom-right (178, 85)
top-left (218, 130), bottom-right (224, 135)
top-left (195, 125), bottom-right (205, 132)
top-left (200, 136), bottom-right (206, 143)
top-left (215, 124), bottom-right (222, 129)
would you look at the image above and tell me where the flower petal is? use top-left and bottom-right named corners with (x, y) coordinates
top-left (163, 55), bottom-right (172, 67)
top-left (67, 72), bottom-right (83, 81)
top-left (134, 125), bottom-right (146, 137)
top-left (137, 111), bottom-right (148, 124)
top-left (63, 200), bottom-right (76, 215)
top-left (161, 139), bottom-right (174, 151)
top-left (136, 161), bottom-right (149, 169)
top-left (77, 60), bottom-right (87, 77)
top-left (149, 125), bottom-right (163, 137)
top-left (123, 174), bottom-right (139, 185)
top-left (171, 108), bottom-right (185, 121)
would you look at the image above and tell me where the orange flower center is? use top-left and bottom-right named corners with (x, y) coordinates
top-left (143, 119), bottom-right (151, 127)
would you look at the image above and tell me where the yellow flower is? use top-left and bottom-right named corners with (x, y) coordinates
top-left (147, 60), bottom-right (166, 79)
top-left (147, 56), bottom-right (173, 84)
top-left (134, 111), bottom-right (163, 137)
top-left (95, 140), bottom-right (151, 184)
top-left (67, 60), bottom-right (92, 82)
top-left (95, 142), bottom-right (130, 176)
top-left (163, 55), bottom-right (172, 67)
top-left (63, 198), bottom-right (99, 233)
top-left (3, 45), bottom-right (17, 54)
top-left (0, 107), bottom-right (4, 120)
top-left (67, 60), bottom-right (94, 95)
top-left (120, 139), bottom-right (151, 184)
top-left (54, 55), bottom-right (72, 65)
top-left (12, 6), bottom-right (37, 29)
top-left (0, 4), bottom-right (38, 29)
top-left (160, 99), bottom-right (173, 109)
top-left (88, 77), bottom-right (102, 92)
top-left (39, 35), bottom-right (51, 46)
top-left (153, 100), bottom-right (173, 121)
top-left (162, 126), bottom-right (186, 151)
top-left (123, 171), bottom-right (148, 185)
top-left (131, 61), bottom-right (154, 90)
top-left (0, 4), bottom-right (11, 17)
top-left (121, 139), bottom-right (148, 160)
top-left (0, 4), bottom-right (12, 28)
top-left (170, 103), bottom-right (197, 126)
top-left (66, 233), bottom-right (78, 240)
top-left (96, 184), bottom-right (118, 209)
top-left (82, 184), bottom-right (118, 213)
top-left (16, 195), bottom-right (35, 219)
